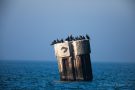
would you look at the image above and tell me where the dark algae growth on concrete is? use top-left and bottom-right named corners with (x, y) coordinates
top-left (51, 35), bottom-right (93, 81)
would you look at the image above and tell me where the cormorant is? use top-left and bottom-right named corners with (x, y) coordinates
top-left (65, 36), bottom-right (70, 41)
top-left (50, 40), bottom-right (56, 45)
top-left (86, 34), bottom-right (90, 40)
top-left (69, 35), bottom-right (73, 41)
top-left (82, 36), bottom-right (85, 39)
top-left (79, 35), bottom-right (83, 40)
top-left (57, 39), bottom-right (60, 43)
top-left (53, 40), bottom-right (57, 44)
top-left (75, 36), bottom-right (79, 40)
top-left (50, 41), bottom-right (54, 45)
top-left (72, 37), bottom-right (75, 41)
top-left (79, 37), bottom-right (82, 40)
top-left (61, 39), bottom-right (64, 43)
top-left (65, 37), bottom-right (68, 41)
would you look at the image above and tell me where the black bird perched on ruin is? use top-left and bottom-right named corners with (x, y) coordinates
top-left (79, 35), bottom-right (83, 40)
top-left (65, 37), bottom-right (68, 41)
top-left (86, 34), bottom-right (90, 40)
top-left (53, 40), bottom-right (57, 44)
top-left (75, 36), bottom-right (78, 40)
top-left (50, 40), bottom-right (56, 45)
top-left (57, 39), bottom-right (60, 43)
top-left (82, 36), bottom-right (85, 39)
top-left (68, 36), bottom-right (71, 41)
top-left (67, 36), bottom-right (70, 41)
top-left (78, 35), bottom-right (82, 40)
top-left (50, 41), bottom-right (54, 45)
top-left (69, 35), bottom-right (75, 41)
top-left (76, 36), bottom-right (80, 40)
top-left (69, 35), bottom-right (74, 41)
top-left (65, 36), bottom-right (70, 41)
top-left (72, 37), bottom-right (75, 41)
top-left (60, 39), bottom-right (64, 43)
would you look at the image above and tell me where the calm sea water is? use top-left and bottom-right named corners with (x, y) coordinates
top-left (0, 60), bottom-right (135, 90)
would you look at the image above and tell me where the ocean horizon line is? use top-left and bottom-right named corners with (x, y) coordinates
top-left (0, 59), bottom-right (135, 64)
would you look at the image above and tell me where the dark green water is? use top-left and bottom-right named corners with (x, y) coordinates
top-left (0, 60), bottom-right (135, 90)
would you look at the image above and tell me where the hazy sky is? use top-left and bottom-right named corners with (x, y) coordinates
top-left (0, 0), bottom-right (135, 62)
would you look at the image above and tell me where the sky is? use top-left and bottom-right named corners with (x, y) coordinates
top-left (0, 0), bottom-right (135, 62)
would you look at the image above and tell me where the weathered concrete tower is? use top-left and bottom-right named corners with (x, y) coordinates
top-left (53, 36), bottom-right (93, 81)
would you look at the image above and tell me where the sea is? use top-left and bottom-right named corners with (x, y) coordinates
top-left (0, 60), bottom-right (135, 90)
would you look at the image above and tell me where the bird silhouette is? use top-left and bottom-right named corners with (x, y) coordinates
top-left (72, 37), bottom-right (75, 41)
top-left (69, 35), bottom-right (73, 41)
top-left (82, 36), bottom-right (85, 39)
top-left (50, 40), bottom-right (56, 45)
top-left (50, 42), bottom-right (54, 45)
top-left (57, 39), bottom-right (60, 43)
top-left (65, 37), bottom-right (68, 41)
top-left (79, 35), bottom-right (83, 40)
top-left (86, 34), bottom-right (90, 40)
top-left (53, 40), bottom-right (57, 44)
top-left (60, 39), bottom-right (64, 43)
top-left (51, 34), bottom-right (90, 45)
top-left (75, 36), bottom-right (79, 40)
top-left (65, 36), bottom-right (70, 41)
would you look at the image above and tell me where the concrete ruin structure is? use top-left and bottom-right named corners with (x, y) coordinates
top-left (52, 36), bottom-right (93, 81)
